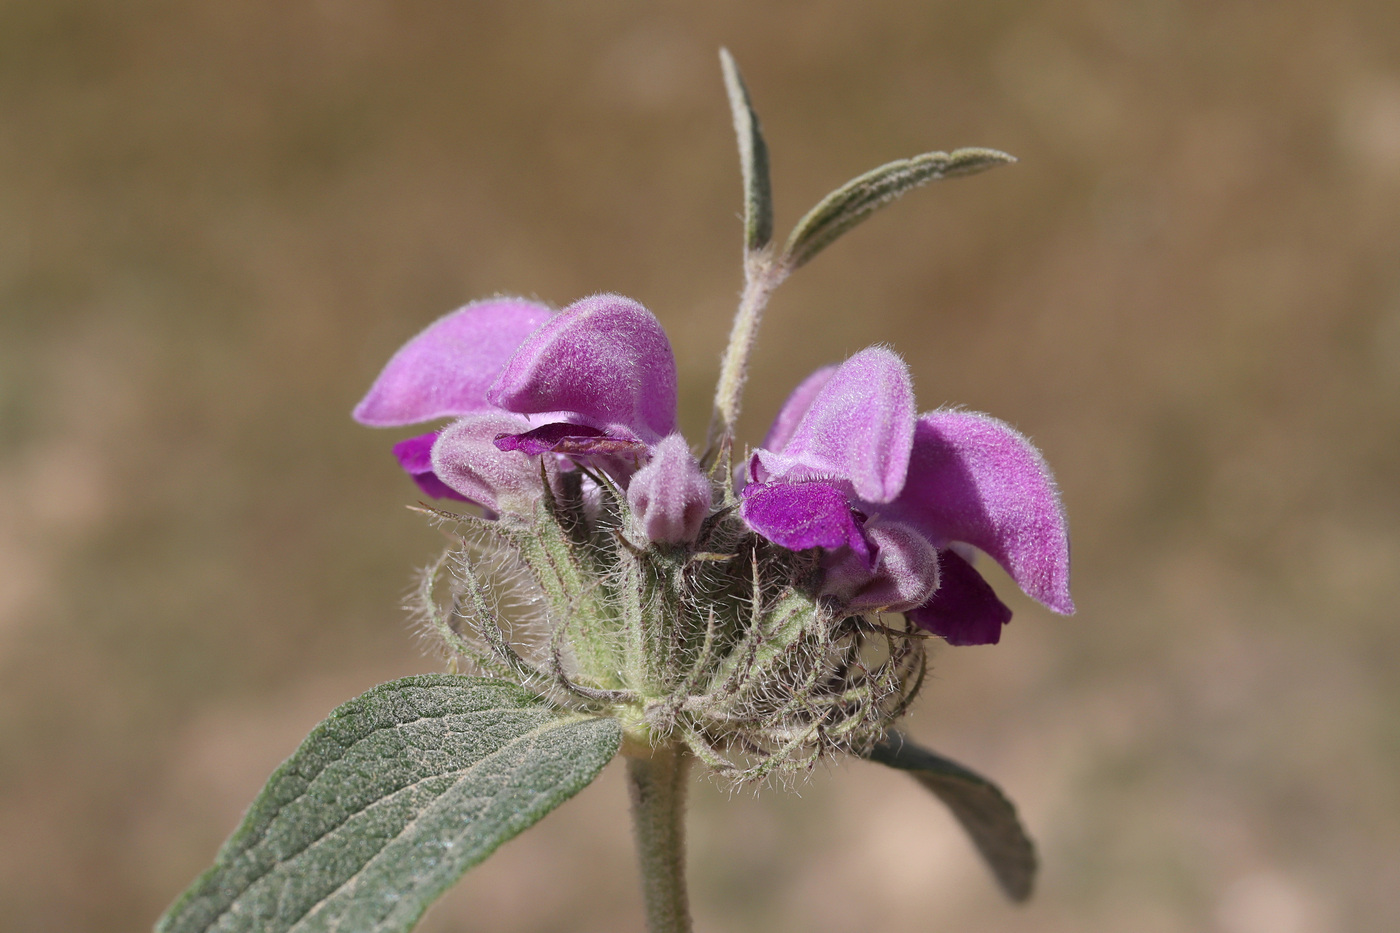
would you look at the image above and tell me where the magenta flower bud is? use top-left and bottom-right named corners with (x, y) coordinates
top-left (626, 434), bottom-right (712, 544)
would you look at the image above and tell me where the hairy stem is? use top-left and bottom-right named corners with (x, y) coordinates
top-left (708, 252), bottom-right (789, 453)
top-left (626, 745), bottom-right (694, 933)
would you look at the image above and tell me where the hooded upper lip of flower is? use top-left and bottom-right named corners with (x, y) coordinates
top-left (740, 346), bottom-right (1074, 645)
top-left (352, 293), bottom-right (683, 507)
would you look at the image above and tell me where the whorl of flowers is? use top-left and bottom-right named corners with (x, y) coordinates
top-left (353, 284), bottom-right (1072, 781)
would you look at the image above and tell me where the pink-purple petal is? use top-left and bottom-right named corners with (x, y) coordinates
top-left (761, 365), bottom-right (837, 454)
top-left (410, 470), bottom-right (470, 502)
top-left (487, 293), bottom-right (678, 442)
top-left (893, 410), bottom-right (1074, 614)
top-left (430, 413), bottom-right (548, 514)
top-left (769, 347), bottom-right (915, 503)
top-left (740, 480), bottom-right (868, 558)
top-left (833, 519), bottom-right (940, 612)
top-left (353, 298), bottom-right (554, 427)
top-left (627, 434), bottom-right (712, 544)
top-left (907, 549), bottom-right (1013, 645)
top-left (392, 431), bottom-right (438, 474)
top-left (392, 432), bottom-right (467, 501)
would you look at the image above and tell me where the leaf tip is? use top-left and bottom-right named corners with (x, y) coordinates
top-left (865, 731), bottom-right (1038, 904)
top-left (946, 147), bottom-right (1019, 176)
top-left (717, 47), bottom-right (773, 252)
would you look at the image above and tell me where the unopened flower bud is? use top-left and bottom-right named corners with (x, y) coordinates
top-left (626, 434), bottom-right (711, 544)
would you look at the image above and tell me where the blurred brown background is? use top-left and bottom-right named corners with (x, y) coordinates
top-left (3, 1), bottom-right (1398, 931)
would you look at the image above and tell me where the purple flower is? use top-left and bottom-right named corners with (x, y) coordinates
top-left (742, 347), bottom-right (1073, 645)
top-left (355, 293), bottom-right (711, 539)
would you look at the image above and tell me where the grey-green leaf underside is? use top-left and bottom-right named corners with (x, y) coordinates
top-left (157, 675), bottom-right (622, 933)
top-left (866, 731), bottom-right (1037, 902)
top-left (783, 147), bottom-right (1015, 269)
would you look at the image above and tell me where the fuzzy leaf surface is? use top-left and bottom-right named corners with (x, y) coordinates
top-left (782, 147), bottom-right (1014, 269)
top-left (157, 675), bottom-right (621, 933)
top-left (720, 47), bottom-right (773, 252)
top-left (866, 731), bottom-right (1037, 902)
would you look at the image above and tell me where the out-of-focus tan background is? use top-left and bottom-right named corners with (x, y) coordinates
top-left (3, 1), bottom-right (1398, 931)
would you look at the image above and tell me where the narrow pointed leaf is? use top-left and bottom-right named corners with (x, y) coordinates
top-left (157, 675), bottom-right (622, 933)
top-left (720, 48), bottom-right (774, 252)
top-left (783, 147), bottom-right (1015, 269)
top-left (866, 731), bottom-right (1037, 902)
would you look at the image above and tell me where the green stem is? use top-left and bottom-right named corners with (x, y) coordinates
top-left (626, 746), bottom-right (694, 933)
top-left (708, 253), bottom-right (789, 452)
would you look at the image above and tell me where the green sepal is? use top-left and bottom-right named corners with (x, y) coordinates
top-left (782, 147), bottom-right (1015, 269)
top-left (156, 675), bottom-right (622, 933)
top-left (510, 497), bottom-right (624, 689)
top-left (865, 731), bottom-right (1037, 902)
top-left (719, 47), bottom-right (774, 253)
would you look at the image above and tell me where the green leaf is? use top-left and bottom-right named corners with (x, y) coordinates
top-left (157, 675), bottom-right (622, 933)
top-left (782, 147), bottom-right (1015, 269)
top-left (719, 47), bottom-right (774, 252)
top-left (865, 731), bottom-right (1037, 902)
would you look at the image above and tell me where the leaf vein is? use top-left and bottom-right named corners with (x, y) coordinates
top-left (282, 714), bottom-right (590, 932)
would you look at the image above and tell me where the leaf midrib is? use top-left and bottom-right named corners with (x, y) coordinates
top-left (225, 682), bottom-right (517, 861)
top-left (227, 695), bottom-right (541, 873)
top-left (286, 713), bottom-right (589, 932)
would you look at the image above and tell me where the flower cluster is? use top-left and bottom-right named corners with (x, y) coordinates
top-left (355, 291), bottom-right (1071, 778)
top-left (741, 345), bottom-right (1073, 645)
top-left (353, 293), bottom-right (709, 543)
